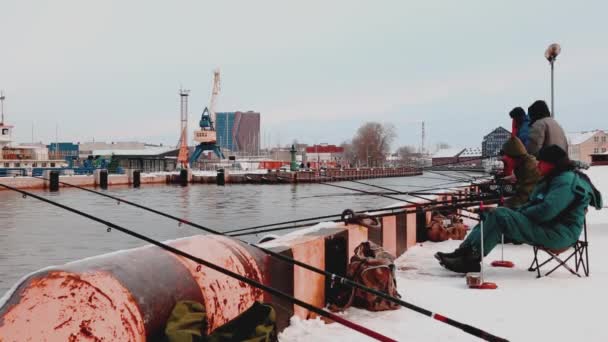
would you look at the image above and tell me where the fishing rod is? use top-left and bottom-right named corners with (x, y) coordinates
top-left (0, 182), bottom-right (396, 342)
top-left (35, 165), bottom-right (490, 242)
top-left (423, 154), bottom-right (498, 170)
top-left (336, 178), bottom-right (489, 221)
top-left (2, 183), bottom-right (509, 341)
top-left (28, 177), bottom-right (493, 291)
top-left (326, 174), bottom-right (472, 183)
top-left (36, 173), bottom-right (396, 236)
top-left (225, 189), bottom-right (498, 237)
top-left (424, 169), bottom-right (473, 182)
top-left (229, 198), bottom-right (501, 238)
top-left (319, 171), bottom-right (491, 195)
top-left (225, 160), bottom-right (495, 235)
top-left (315, 176), bottom-right (492, 210)
top-left (31, 173), bottom-right (476, 238)
top-left (321, 152), bottom-right (496, 183)
top-left (417, 153), bottom-right (498, 184)
top-left (317, 164), bottom-right (495, 207)
top-left (300, 177), bottom-right (492, 199)
top-left (299, 191), bottom-right (407, 199)
top-left (223, 177), bottom-right (485, 236)
top-left (319, 182), bottom-right (419, 205)
top-left (312, 181), bottom-right (492, 221)
top-left (267, 174), bottom-right (491, 235)
top-left (407, 191), bottom-right (476, 196)
top-left (424, 165), bottom-right (486, 181)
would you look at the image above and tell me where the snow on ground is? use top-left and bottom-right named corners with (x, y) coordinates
top-left (584, 166), bottom-right (608, 223)
top-left (280, 166), bottom-right (608, 342)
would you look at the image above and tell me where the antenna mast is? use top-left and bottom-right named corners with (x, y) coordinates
top-left (177, 89), bottom-right (190, 169)
top-left (421, 121), bottom-right (425, 155)
top-left (0, 91), bottom-right (5, 125)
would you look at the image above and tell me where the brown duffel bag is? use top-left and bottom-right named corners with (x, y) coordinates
top-left (329, 241), bottom-right (401, 312)
top-left (427, 212), bottom-right (469, 242)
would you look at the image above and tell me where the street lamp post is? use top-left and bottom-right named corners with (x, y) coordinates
top-left (544, 43), bottom-right (561, 117)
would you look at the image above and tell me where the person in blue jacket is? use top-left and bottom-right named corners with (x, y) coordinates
top-left (435, 145), bottom-right (603, 273)
top-left (509, 107), bottom-right (530, 148)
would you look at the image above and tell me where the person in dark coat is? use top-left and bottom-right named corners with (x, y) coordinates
top-left (500, 136), bottom-right (541, 208)
top-left (435, 145), bottom-right (602, 273)
top-left (527, 100), bottom-right (569, 156)
top-left (509, 107), bottom-right (530, 148)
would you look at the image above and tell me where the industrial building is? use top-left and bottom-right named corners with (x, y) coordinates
top-left (47, 142), bottom-right (79, 160)
top-left (432, 147), bottom-right (482, 167)
top-left (215, 111), bottom-right (260, 154)
top-left (91, 147), bottom-right (178, 172)
top-left (305, 144), bottom-right (344, 168)
top-left (482, 127), bottom-right (510, 158)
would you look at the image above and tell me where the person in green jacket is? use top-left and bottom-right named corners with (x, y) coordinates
top-left (435, 145), bottom-right (603, 273)
top-left (500, 136), bottom-right (541, 209)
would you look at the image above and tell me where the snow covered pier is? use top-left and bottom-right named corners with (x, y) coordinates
top-left (280, 166), bottom-right (608, 341)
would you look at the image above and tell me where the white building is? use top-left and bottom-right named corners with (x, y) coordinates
top-left (567, 130), bottom-right (608, 163)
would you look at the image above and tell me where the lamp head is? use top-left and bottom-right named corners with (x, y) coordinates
top-left (545, 43), bottom-right (561, 62)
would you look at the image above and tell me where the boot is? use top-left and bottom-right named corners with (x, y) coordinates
top-left (437, 246), bottom-right (481, 273)
top-left (434, 244), bottom-right (469, 261)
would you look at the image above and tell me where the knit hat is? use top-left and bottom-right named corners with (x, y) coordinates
top-left (537, 145), bottom-right (567, 164)
top-left (509, 107), bottom-right (526, 120)
top-left (528, 100), bottom-right (551, 123)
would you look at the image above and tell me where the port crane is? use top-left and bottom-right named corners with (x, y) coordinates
top-left (190, 69), bottom-right (225, 165)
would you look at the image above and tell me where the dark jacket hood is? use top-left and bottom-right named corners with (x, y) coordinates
top-left (528, 100), bottom-right (551, 124)
top-left (575, 171), bottom-right (603, 210)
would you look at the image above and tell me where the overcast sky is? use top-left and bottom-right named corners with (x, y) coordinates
top-left (1, 0), bottom-right (606, 150)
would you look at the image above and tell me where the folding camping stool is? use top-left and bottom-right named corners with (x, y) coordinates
top-left (528, 219), bottom-right (589, 278)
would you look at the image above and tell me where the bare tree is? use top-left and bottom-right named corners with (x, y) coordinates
top-left (340, 140), bottom-right (356, 167)
top-left (351, 122), bottom-right (396, 167)
top-left (396, 145), bottom-right (416, 166)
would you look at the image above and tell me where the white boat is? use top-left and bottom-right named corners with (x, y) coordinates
top-left (0, 94), bottom-right (67, 174)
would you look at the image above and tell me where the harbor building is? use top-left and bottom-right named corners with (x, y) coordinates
top-left (567, 130), bottom-right (608, 164)
top-left (215, 111), bottom-right (260, 154)
top-left (482, 126), bottom-right (510, 158)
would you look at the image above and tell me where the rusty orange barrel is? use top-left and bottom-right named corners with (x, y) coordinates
top-left (0, 235), bottom-right (266, 341)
